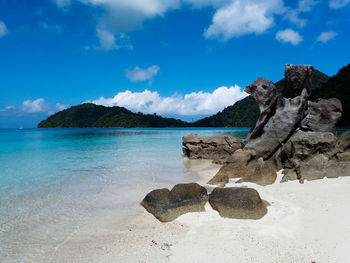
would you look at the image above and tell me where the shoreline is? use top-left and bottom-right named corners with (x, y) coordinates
top-left (47, 160), bottom-right (350, 262)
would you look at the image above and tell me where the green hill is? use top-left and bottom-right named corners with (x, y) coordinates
top-left (193, 70), bottom-right (329, 127)
top-left (311, 64), bottom-right (350, 127)
top-left (38, 103), bottom-right (188, 128)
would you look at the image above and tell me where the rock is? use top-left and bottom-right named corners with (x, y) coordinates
top-left (337, 131), bottom-right (350, 152)
top-left (182, 133), bottom-right (244, 160)
top-left (244, 78), bottom-right (279, 141)
top-left (301, 98), bottom-right (342, 134)
top-left (237, 158), bottom-right (277, 186)
top-left (244, 65), bottom-right (314, 159)
top-left (281, 169), bottom-right (299, 182)
top-left (207, 149), bottom-right (257, 186)
top-left (299, 154), bottom-right (350, 180)
top-left (141, 183), bottom-right (208, 222)
top-left (209, 187), bottom-right (268, 219)
top-left (283, 64), bottom-right (313, 98)
top-left (287, 130), bottom-right (338, 159)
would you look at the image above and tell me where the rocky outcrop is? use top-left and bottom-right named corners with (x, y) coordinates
top-left (209, 187), bottom-right (268, 219)
top-left (207, 64), bottom-right (349, 185)
top-left (182, 133), bottom-right (244, 160)
top-left (244, 65), bottom-right (313, 159)
top-left (141, 183), bottom-right (208, 222)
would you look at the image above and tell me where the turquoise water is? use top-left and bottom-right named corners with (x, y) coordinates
top-left (0, 128), bottom-right (249, 261)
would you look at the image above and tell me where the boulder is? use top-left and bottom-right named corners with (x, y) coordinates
top-left (237, 158), bottom-right (277, 186)
top-left (208, 149), bottom-right (257, 186)
top-left (209, 187), bottom-right (268, 219)
top-left (141, 183), bottom-right (208, 222)
top-left (301, 98), bottom-right (342, 134)
top-left (182, 133), bottom-right (244, 160)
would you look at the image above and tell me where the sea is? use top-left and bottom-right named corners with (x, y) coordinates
top-left (0, 127), bottom-right (250, 262)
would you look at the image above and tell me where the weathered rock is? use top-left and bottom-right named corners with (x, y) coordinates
top-left (244, 78), bottom-right (279, 141)
top-left (141, 183), bottom-right (208, 222)
top-left (287, 130), bottom-right (338, 159)
top-left (237, 158), bottom-right (277, 186)
top-left (283, 64), bottom-right (313, 98)
top-left (208, 149), bottom-right (257, 186)
top-left (244, 65), bottom-right (314, 159)
top-left (209, 187), bottom-right (268, 219)
top-left (337, 131), bottom-right (350, 152)
top-left (299, 154), bottom-right (350, 180)
top-left (182, 133), bottom-right (244, 160)
top-left (301, 98), bottom-right (343, 134)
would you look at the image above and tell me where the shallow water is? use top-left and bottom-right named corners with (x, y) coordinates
top-left (0, 128), bottom-right (249, 262)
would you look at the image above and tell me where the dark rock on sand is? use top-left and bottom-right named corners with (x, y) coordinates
top-left (182, 133), bottom-right (244, 160)
top-left (237, 157), bottom-right (277, 186)
top-left (141, 183), bottom-right (208, 222)
top-left (301, 98), bottom-right (342, 134)
top-left (209, 187), bottom-right (268, 219)
top-left (208, 149), bottom-right (257, 186)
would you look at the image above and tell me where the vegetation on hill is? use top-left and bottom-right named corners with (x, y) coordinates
top-left (38, 103), bottom-right (188, 128)
top-left (193, 70), bottom-right (329, 127)
top-left (311, 64), bottom-right (350, 127)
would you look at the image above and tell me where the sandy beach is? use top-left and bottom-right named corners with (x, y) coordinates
top-left (47, 161), bottom-right (350, 263)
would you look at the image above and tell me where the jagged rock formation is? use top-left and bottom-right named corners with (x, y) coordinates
top-left (182, 134), bottom-right (244, 160)
top-left (141, 183), bottom-right (208, 222)
top-left (207, 64), bottom-right (350, 186)
top-left (209, 187), bottom-right (268, 219)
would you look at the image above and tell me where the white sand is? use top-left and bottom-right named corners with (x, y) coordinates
top-left (49, 165), bottom-right (350, 263)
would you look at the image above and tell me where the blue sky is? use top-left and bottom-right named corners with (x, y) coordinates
top-left (0, 0), bottom-right (349, 127)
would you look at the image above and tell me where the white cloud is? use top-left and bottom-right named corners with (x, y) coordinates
top-left (53, 0), bottom-right (290, 45)
top-left (21, 99), bottom-right (48, 113)
top-left (0, 21), bottom-right (8, 38)
top-left (56, 103), bottom-right (69, 111)
top-left (329, 0), bottom-right (350, 8)
top-left (125, 65), bottom-right (160, 83)
top-left (316, 31), bottom-right (337, 43)
top-left (90, 86), bottom-right (247, 116)
top-left (276, 29), bottom-right (303, 45)
top-left (204, 0), bottom-right (285, 41)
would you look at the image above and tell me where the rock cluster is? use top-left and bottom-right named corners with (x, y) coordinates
top-left (206, 64), bottom-right (350, 186)
top-left (142, 183), bottom-right (268, 222)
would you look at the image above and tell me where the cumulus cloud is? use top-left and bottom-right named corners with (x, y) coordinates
top-left (52, 0), bottom-right (292, 45)
top-left (90, 86), bottom-right (247, 116)
top-left (21, 99), bottom-right (49, 113)
top-left (125, 65), bottom-right (160, 83)
top-left (0, 21), bottom-right (8, 38)
top-left (316, 31), bottom-right (338, 43)
top-left (329, 0), bottom-right (350, 8)
top-left (204, 0), bottom-right (285, 41)
top-left (276, 29), bottom-right (303, 45)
